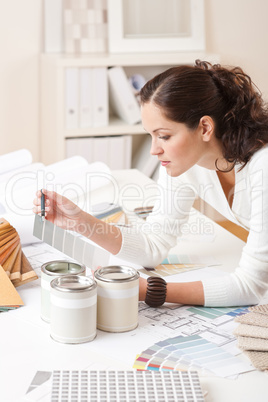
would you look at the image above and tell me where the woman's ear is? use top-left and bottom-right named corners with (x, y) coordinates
top-left (199, 116), bottom-right (215, 142)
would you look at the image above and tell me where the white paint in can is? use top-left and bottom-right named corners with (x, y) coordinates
top-left (50, 275), bottom-right (97, 344)
top-left (40, 260), bottom-right (85, 322)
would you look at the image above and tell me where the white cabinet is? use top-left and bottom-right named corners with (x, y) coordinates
top-left (40, 52), bottom-right (219, 166)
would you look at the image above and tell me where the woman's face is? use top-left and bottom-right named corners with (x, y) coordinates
top-left (141, 102), bottom-right (211, 177)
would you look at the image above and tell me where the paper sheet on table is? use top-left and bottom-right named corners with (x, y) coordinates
top-left (0, 153), bottom-right (112, 245)
top-left (0, 149), bottom-right (32, 175)
top-left (0, 163), bottom-right (45, 195)
top-left (1, 158), bottom-right (111, 210)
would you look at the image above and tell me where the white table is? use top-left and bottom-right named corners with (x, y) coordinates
top-left (1, 169), bottom-right (267, 402)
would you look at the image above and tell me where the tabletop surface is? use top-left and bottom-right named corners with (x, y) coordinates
top-left (1, 169), bottom-right (268, 402)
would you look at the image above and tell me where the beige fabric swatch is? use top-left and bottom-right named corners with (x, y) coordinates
top-left (235, 312), bottom-right (268, 328)
top-left (233, 323), bottom-right (268, 339)
top-left (249, 304), bottom-right (268, 316)
top-left (237, 336), bottom-right (268, 351)
top-left (244, 351), bottom-right (268, 370)
top-left (234, 305), bottom-right (268, 371)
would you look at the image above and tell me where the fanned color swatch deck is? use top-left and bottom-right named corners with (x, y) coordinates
top-left (0, 218), bottom-right (37, 286)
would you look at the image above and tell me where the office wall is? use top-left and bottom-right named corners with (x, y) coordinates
top-left (0, 0), bottom-right (267, 161)
top-left (205, 0), bottom-right (268, 100)
top-left (0, 0), bottom-right (42, 161)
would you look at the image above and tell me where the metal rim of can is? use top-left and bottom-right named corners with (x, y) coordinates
top-left (41, 260), bottom-right (86, 276)
top-left (50, 275), bottom-right (97, 293)
top-left (94, 265), bottom-right (140, 283)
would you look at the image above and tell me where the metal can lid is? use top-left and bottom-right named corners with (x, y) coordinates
top-left (50, 275), bottom-right (97, 292)
top-left (94, 265), bottom-right (140, 283)
top-left (41, 260), bottom-right (86, 276)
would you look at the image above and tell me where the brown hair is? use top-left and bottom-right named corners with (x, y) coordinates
top-left (140, 60), bottom-right (268, 169)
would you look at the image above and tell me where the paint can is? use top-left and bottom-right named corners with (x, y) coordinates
top-left (50, 275), bottom-right (97, 344)
top-left (41, 260), bottom-right (86, 322)
top-left (94, 265), bottom-right (140, 332)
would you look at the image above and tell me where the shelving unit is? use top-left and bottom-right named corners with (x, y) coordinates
top-left (40, 52), bottom-right (219, 166)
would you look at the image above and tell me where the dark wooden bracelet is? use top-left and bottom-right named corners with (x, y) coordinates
top-left (145, 277), bottom-right (167, 307)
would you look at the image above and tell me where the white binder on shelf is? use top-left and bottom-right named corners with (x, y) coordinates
top-left (93, 136), bottom-right (109, 163)
top-left (109, 135), bottom-right (132, 169)
top-left (92, 68), bottom-right (109, 127)
top-left (132, 134), bottom-right (159, 177)
top-left (65, 68), bottom-right (79, 130)
top-left (108, 66), bottom-right (141, 125)
top-left (44, 0), bottom-right (63, 53)
top-left (66, 137), bottom-right (107, 166)
top-left (66, 138), bottom-right (89, 161)
top-left (79, 68), bottom-right (94, 128)
top-left (65, 135), bottom-right (132, 170)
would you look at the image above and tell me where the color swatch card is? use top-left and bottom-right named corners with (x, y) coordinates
top-left (33, 215), bottom-right (110, 270)
top-left (133, 334), bottom-right (254, 378)
top-left (0, 265), bottom-right (24, 312)
top-left (185, 306), bottom-right (248, 323)
top-left (50, 370), bottom-right (205, 402)
top-left (140, 254), bottom-right (219, 278)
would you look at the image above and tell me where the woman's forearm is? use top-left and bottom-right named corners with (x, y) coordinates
top-left (166, 281), bottom-right (204, 305)
top-left (75, 210), bottom-right (123, 255)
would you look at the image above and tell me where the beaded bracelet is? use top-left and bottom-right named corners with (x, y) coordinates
top-left (145, 277), bottom-right (167, 307)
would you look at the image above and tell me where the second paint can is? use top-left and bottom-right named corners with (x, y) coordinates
top-left (94, 265), bottom-right (140, 332)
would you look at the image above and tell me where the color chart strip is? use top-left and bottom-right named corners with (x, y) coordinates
top-left (187, 306), bottom-right (249, 320)
top-left (33, 215), bottom-right (110, 269)
top-left (161, 254), bottom-right (216, 265)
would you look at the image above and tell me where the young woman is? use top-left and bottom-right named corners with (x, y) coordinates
top-left (34, 60), bottom-right (268, 308)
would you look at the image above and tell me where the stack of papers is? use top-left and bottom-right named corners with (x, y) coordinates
top-left (91, 202), bottom-right (129, 225)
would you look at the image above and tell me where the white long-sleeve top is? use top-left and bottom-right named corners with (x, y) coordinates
top-left (116, 145), bottom-right (268, 307)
